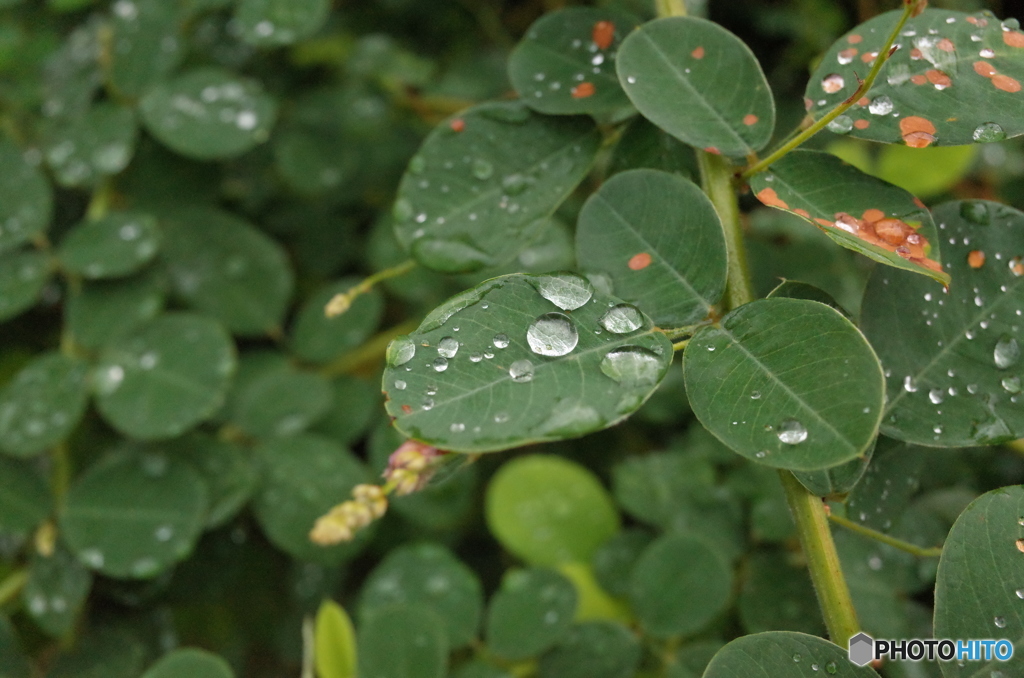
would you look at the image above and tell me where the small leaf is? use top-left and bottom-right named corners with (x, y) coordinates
top-left (0, 456), bottom-right (50, 539)
top-left (141, 649), bottom-right (234, 678)
top-left (228, 363), bottom-right (333, 438)
top-left (315, 600), bottom-right (357, 678)
top-left (807, 8), bottom-right (1024, 147)
top-left (0, 250), bottom-right (51, 322)
top-left (608, 117), bottom-right (698, 179)
top-left (140, 67), bottom-right (278, 160)
top-left (359, 542), bottom-right (484, 648)
top-left (57, 212), bottom-right (160, 279)
top-left (234, 0), bottom-right (331, 47)
top-left (290, 278), bottom-right (384, 364)
top-left (537, 621), bottom-right (641, 678)
top-left (767, 280), bottom-right (850, 317)
top-left (577, 168), bottom-right (726, 326)
top-left (106, 0), bottom-right (185, 98)
top-left (508, 7), bottom-right (639, 117)
top-left (64, 270), bottom-right (166, 351)
top-left (702, 632), bottom-right (880, 678)
top-left (485, 568), bottom-right (577, 660)
top-left (485, 455), bottom-right (620, 567)
top-left (0, 139), bottom-right (52, 254)
top-left (93, 313), bottom-right (237, 440)
top-left (161, 207), bottom-right (294, 336)
top-left (358, 605), bottom-right (448, 678)
top-left (861, 200), bottom-right (1024, 446)
top-left (617, 17), bottom-right (775, 156)
top-left (934, 486), bottom-right (1024, 678)
top-left (628, 533), bottom-right (732, 638)
top-left (0, 353), bottom-right (89, 458)
top-left (22, 544), bottom-right (92, 637)
top-left (42, 103), bottom-right (137, 187)
top-left (60, 450), bottom-right (208, 579)
top-left (382, 274), bottom-right (673, 452)
top-left (392, 101), bottom-right (600, 273)
top-left (749, 150), bottom-right (948, 284)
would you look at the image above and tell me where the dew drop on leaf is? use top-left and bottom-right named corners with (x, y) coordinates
top-left (825, 662), bottom-right (838, 675)
top-left (929, 388), bottom-right (945, 404)
top-left (493, 333), bottom-right (510, 349)
top-left (533, 273), bottom-right (593, 310)
top-left (599, 346), bottom-right (662, 387)
top-left (432, 357), bottom-right (449, 372)
top-left (599, 304), bottom-right (644, 334)
top-left (777, 419), bottom-right (808, 445)
top-left (826, 115), bottom-right (853, 134)
top-left (388, 336), bottom-right (416, 366)
top-left (974, 122), bottom-right (1007, 143)
top-left (995, 616), bottom-right (1007, 628)
top-left (472, 158), bottom-right (494, 180)
top-left (994, 336), bottom-right (1020, 369)
top-left (437, 336), bottom-right (460, 358)
top-left (868, 96), bottom-right (893, 115)
top-left (509, 359), bottom-right (534, 383)
top-left (1002, 376), bottom-right (1021, 393)
top-left (527, 312), bottom-right (579, 357)
top-left (821, 73), bottom-right (844, 93)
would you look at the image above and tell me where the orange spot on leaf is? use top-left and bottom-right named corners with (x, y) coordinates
top-left (854, 119), bottom-right (870, 130)
top-left (841, 48), bottom-right (860, 62)
top-left (910, 48), bottom-right (923, 60)
top-left (401, 405), bottom-right (413, 414)
top-left (862, 209), bottom-right (886, 223)
top-left (815, 218), bottom-right (832, 227)
top-left (571, 82), bottom-right (596, 98)
top-left (926, 69), bottom-right (952, 88)
top-left (449, 118), bottom-right (465, 132)
top-left (1004, 31), bottom-right (1024, 48)
top-left (794, 208), bottom-right (810, 218)
top-left (756, 188), bottom-right (789, 209)
top-left (848, 34), bottom-right (863, 44)
top-left (691, 46), bottom-right (705, 59)
top-left (937, 38), bottom-right (955, 52)
top-left (704, 146), bottom-right (721, 155)
top-left (913, 197), bottom-right (927, 209)
top-left (857, 96), bottom-right (870, 106)
top-left (967, 15), bottom-right (980, 25)
top-left (861, 51), bottom-right (878, 63)
top-left (592, 21), bottom-right (615, 50)
top-left (993, 74), bottom-right (1022, 92)
top-left (911, 74), bottom-right (928, 85)
top-left (899, 116), bottom-right (937, 148)
top-left (974, 60), bottom-right (998, 78)
top-left (968, 250), bottom-right (986, 268)
top-left (743, 114), bottom-right (758, 126)
top-left (628, 253), bottom-right (652, 270)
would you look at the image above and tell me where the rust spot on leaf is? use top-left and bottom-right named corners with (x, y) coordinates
top-left (743, 114), bottom-right (759, 126)
top-left (968, 250), bottom-right (986, 268)
top-left (794, 208), bottom-right (810, 218)
top-left (861, 51), bottom-right (878, 63)
top-left (862, 209), bottom-right (886, 223)
top-left (1017, 538), bottom-right (1024, 553)
top-left (841, 48), bottom-right (860, 62)
top-left (592, 21), bottom-right (615, 50)
top-left (401, 405), bottom-right (413, 414)
top-left (913, 197), bottom-right (927, 209)
top-left (875, 218), bottom-right (916, 245)
top-left (704, 146), bottom-right (721, 155)
top-left (899, 116), bottom-right (937, 148)
top-left (449, 118), bottom-right (465, 132)
top-left (1013, 258), bottom-right (1024, 276)
top-left (831, 210), bottom-right (941, 273)
top-left (804, 97), bottom-right (814, 111)
top-left (974, 60), bottom-right (998, 78)
top-left (857, 96), bottom-right (870, 106)
top-left (926, 69), bottom-right (952, 88)
top-left (691, 46), bottom-right (705, 59)
top-left (1004, 30), bottom-right (1024, 48)
top-left (854, 119), bottom-right (870, 130)
top-left (815, 218), bottom-right (832, 227)
top-left (911, 74), bottom-right (928, 85)
top-left (993, 74), bottom-right (1022, 92)
top-left (571, 82), bottom-right (596, 98)
top-left (848, 34), bottom-right (863, 44)
top-left (910, 48), bottom-right (923, 60)
top-left (628, 253), bottom-right (652, 270)
top-left (937, 38), bottom-right (955, 52)
top-left (755, 187), bottom-right (789, 209)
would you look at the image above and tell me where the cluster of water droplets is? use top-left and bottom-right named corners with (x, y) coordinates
top-left (525, 25), bottom-right (618, 102)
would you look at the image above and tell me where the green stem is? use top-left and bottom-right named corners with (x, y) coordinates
top-left (779, 471), bottom-right (861, 646)
top-left (739, 3), bottom-right (914, 180)
top-left (829, 513), bottom-right (943, 558)
top-left (655, 0), bottom-right (687, 16)
top-left (672, 339), bottom-right (689, 352)
top-left (0, 569), bottom-right (27, 608)
top-left (325, 259), bottom-right (416, 317)
top-left (52, 441), bottom-right (72, 505)
top-left (699, 152), bottom-right (753, 310)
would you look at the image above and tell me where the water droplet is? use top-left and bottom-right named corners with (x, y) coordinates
top-left (929, 388), bottom-right (945, 404)
top-left (394, 380), bottom-right (407, 390)
top-left (599, 346), bottom-right (662, 387)
top-left (960, 201), bottom-right (991, 225)
top-left (534, 273), bottom-right (593, 310)
top-left (493, 333), bottom-right (510, 349)
top-left (995, 615), bottom-right (1007, 628)
top-left (826, 115), bottom-right (853, 134)
top-left (777, 419), bottom-right (808, 445)
top-left (154, 525), bottom-right (174, 542)
top-left (422, 398), bottom-right (434, 410)
top-left (388, 336), bottom-right (416, 366)
top-left (903, 375), bottom-right (919, 392)
top-left (793, 653), bottom-right (802, 663)
top-left (502, 173), bottom-right (533, 195)
top-left (408, 155), bottom-right (426, 174)
top-left (1016, 588), bottom-right (1024, 598)
top-left (1003, 376), bottom-right (1022, 393)
top-left (995, 336), bottom-right (1020, 369)
top-left (825, 662), bottom-right (838, 675)
top-left (599, 304), bottom-right (644, 334)
top-left (494, 412), bottom-right (509, 423)
top-left (974, 122), bottom-right (1007, 143)
top-left (469, 353), bottom-right (482, 363)
top-left (472, 158), bottom-right (494, 180)
top-left (821, 73), bottom-right (844, 93)
top-left (438, 337), bottom-right (460, 358)
top-left (750, 391), bottom-right (761, 400)
top-left (450, 422), bottom-right (465, 433)
top-left (527, 313), bottom-right (579, 357)
top-left (432, 357), bottom-right (449, 372)
top-left (509, 359), bottom-right (534, 383)
top-left (811, 664), bottom-right (819, 672)
top-left (869, 96), bottom-right (894, 115)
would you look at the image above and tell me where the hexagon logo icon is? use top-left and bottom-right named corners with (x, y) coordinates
top-left (848, 632), bottom-right (874, 667)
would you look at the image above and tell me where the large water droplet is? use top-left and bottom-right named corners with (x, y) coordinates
top-left (974, 122), bottom-right (1007, 143)
top-left (388, 336), bottom-right (416, 366)
top-left (509, 359), bottom-right (534, 383)
top-left (599, 346), bottom-right (662, 387)
top-left (599, 304), bottom-right (644, 334)
top-left (437, 336), bottom-right (459, 358)
top-left (534, 273), bottom-right (593, 310)
top-left (539, 403), bottom-right (602, 436)
top-left (777, 419), bottom-right (808, 445)
top-left (825, 662), bottom-right (838, 675)
top-left (502, 173), bottom-right (533, 195)
top-left (995, 615), bottom-right (1007, 628)
top-left (903, 375), bottom-right (918, 392)
top-left (493, 333), bottom-right (510, 349)
top-left (995, 336), bottom-right (1020, 369)
top-left (432, 357), bottom-right (449, 372)
top-left (821, 73), bottom-right (844, 93)
top-left (826, 115), bottom-right (853, 134)
top-left (960, 201), bottom-right (991, 225)
top-left (527, 313), bottom-right (579, 357)
top-left (868, 96), bottom-right (894, 115)
top-left (929, 388), bottom-right (945, 404)
top-left (472, 158), bottom-right (494, 180)
top-left (1003, 376), bottom-right (1022, 393)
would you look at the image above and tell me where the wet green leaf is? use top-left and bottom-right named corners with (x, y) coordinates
top-left (235, 0), bottom-right (331, 47)
top-left (608, 116), bottom-right (698, 179)
top-left (537, 621), bottom-right (641, 678)
top-left (0, 353), bottom-right (89, 458)
top-left (93, 313), bottom-right (236, 440)
top-left (107, 0), bottom-right (184, 98)
top-left (508, 7), bottom-right (638, 117)
top-left (861, 200), bottom-right (1024, 446)
top-left (290, 278), bottom-right (384, 364)
top-left (737, 549), bottom-right (824, 636)
top-left (163, 434), bottom-right (258, 528)
top-left (64, 270), bottom-right (166, 351)
top-left (767, 280), bottom-right (850, 317)
top-left (60, 450), bottom-right (208, 578)
top-left (58, 212), bottom-right (160, 279)
top-left (0, 139), bottom-right (52, 254)
top-left (702, 632), bottom-right (879, 678)
top-left (228, 363), bottom-right (332, 438)
top-left (43, 103), bottom-right (137, 187)
top-left (617, 16), bottom-right (775, 156)
top-left (485, 455), bottom-right (620, 567)
top-left (844, 438), bottom-right (925, 532)
top-left (576, 169), bottom-right (727, 326)
top-left (140, 68), bottom-right (278, 160)
top-left (485, 568), bottom-right (577, 660)
top-left (750, 150), bottom-right (947, 285)
top-left (0, 456), bottom-right (50, 539)
top-left (684, 298), bottom-right (884, 471)
top-left (315, 600), bottom-right (357, 678)
top-left (22, 544), bottom-right (92, 637)
top-left (392, 102), bottom-right (600, 273)
top-left (0, 249), bottom-right (50, 322)
top-left (807, 8), bottom-right (1024, 148)
top-left (358, 605), bottom-right (448, 678)
top-left (141, 649), bottom-right (234, 678)
top-left (382, 274), bottom-right (673, 452)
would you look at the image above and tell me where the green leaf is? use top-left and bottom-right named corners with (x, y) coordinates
top-left (161, 433), bottom-right (258, 528)
top-left (485, 568), bottom-right (577, 660)
top-left (382, 274), bottom-right (673, 452)
top-left (392, 102), bottom-right (600, 273)
top-left (140, 67), bottom-right (278, 160)
top-left (60, 450), bottom-right (208, 578)
top-left (252, 434), bottom-right (371, 565)
top-left (844, 438), bottom-right (925, 532)
top-left (161, 207), bottom-right (294, 336)
top-left (0, 615), bottom-right (32, 678)
top-left (508, 7), bottom-right (638, 117)
top-left (807, 8), bottom-right (1024, 148)
top-left (452, 661), bottom-right (514, 678)
top-left (228, 363), bottom-right (333, 438)
top-left (627, 532), bottom-right (732, 639)
top-left (608, 117), bottom-right (698, 179)
top-left (313, 376), bottom-right (379, 445)
top-left (358, 605), bottom-right (449, 678)
top-left (0, 353), bottom-right (88, 458)
top-left (290, 278), bottom-right (384, 364)
top-left (57, 212), bottom-right (160, 279)
top-left (749, 150), bottom-right (948, 285)
top-left (106, 0), bottom-right (185, 98)
top-left (485, 455), bottom-right (620, 567)
top-left (702, 631), bottom-right (880, 678)
top-left (0, 249), bottom-right (51, 322)
top-left (141, 649), bottom-right (234, 678)
top-left (64, 270), bottom-right (166, 351)
top-left (93, 313), bottom-right (237, 440)
top-left (861, 200), bottom-right (1024, 446)
top-left (592, 529), bottom-right (653, 598)
top-left (234, 0), bottom-right (331, 47)
top-left (767, 279), bottom-right (850, 317)
top-left (42, 103), bottom-right (137, 187)
top-left (791, 448), bottom-right (873, 498)
top-left (46, 628), bottom-right (147, 678)
top-left (359, 542), bottom-right (483, 648)
top-left (0, 139), bottom-right (52, 254)
top-left (22, 544), bottom-right (92, 637)
top-left (576, 168), bottom-right (726, 326)
top-left (684, 298), bottom-right (885, 471)
top-left (0, 456), bottom-right (50, 539)
top-left (315, 600), bottom-right (357, 678)
top-left (934, 486), bottom-right (1024, 678)
top-left (616, 16), bottom-right (775, 156)
top-left (737, 549), bottom-right (823, 636)
top-left (537, 621), bottom-right (641, 678)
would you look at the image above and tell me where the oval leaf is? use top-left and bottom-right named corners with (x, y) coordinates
top-left (316, 600), bottom-right (357, 678)
top-left (392, 101), bottom-right (600, 273)
top-left (290, 278), bottom-right (384, 364)
top-left (141, 649), bottom-right (234, 678)
top-left (684, 298), bottom-right (884, 471)
top-left (0, 456), bottom-right (50, 539)
top-left (0, 250), bottom-right (51, 322)
top-left (107, 0), bottom-right (185, 98)
top-left (58, 212), bottom-right (160, 279)
top-left (382, 273), bottom-right (673, 452)
top-left (43, 103), bottom-right (137, 187)
top-left (358, 605), bottom-right (448, 678)
top-left (235, 0), bottom-right (331, 47)
top-left (485, 568), bottom-right (577, 660)
top-left (22, 545), bottom-right (92, 638)
top-left (0, 353), bottom-right (89, 458)
top-left (703, 631), bottom-right (880, 678)
top-left (617, 17), bottom-right (775, 156)
top-left (576, 168), bottom-right (727, 326)
top-left (0, 139), bottom-right (52, 254)
top-left (750, 149), bottom-right (947, 284)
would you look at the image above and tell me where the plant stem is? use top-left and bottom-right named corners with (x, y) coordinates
top-left (672, 339), bottom-right (689, 352)
top-left (698, 152), bottom-right (753, 310)
top-left (0, 569), bottom-right (27, 608)
top-left (829, 513), bottom-right (943, 558)
top-left (739, 3), bottom-right (914, 180)
top-left (779, 471), bottom-right (861, 647)
top-left (52, 441), bottom-right (72, 505)
top-left (655, 0), bottom-right (686, 16)
top-left (325, 259), bottom-right (416, 317)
